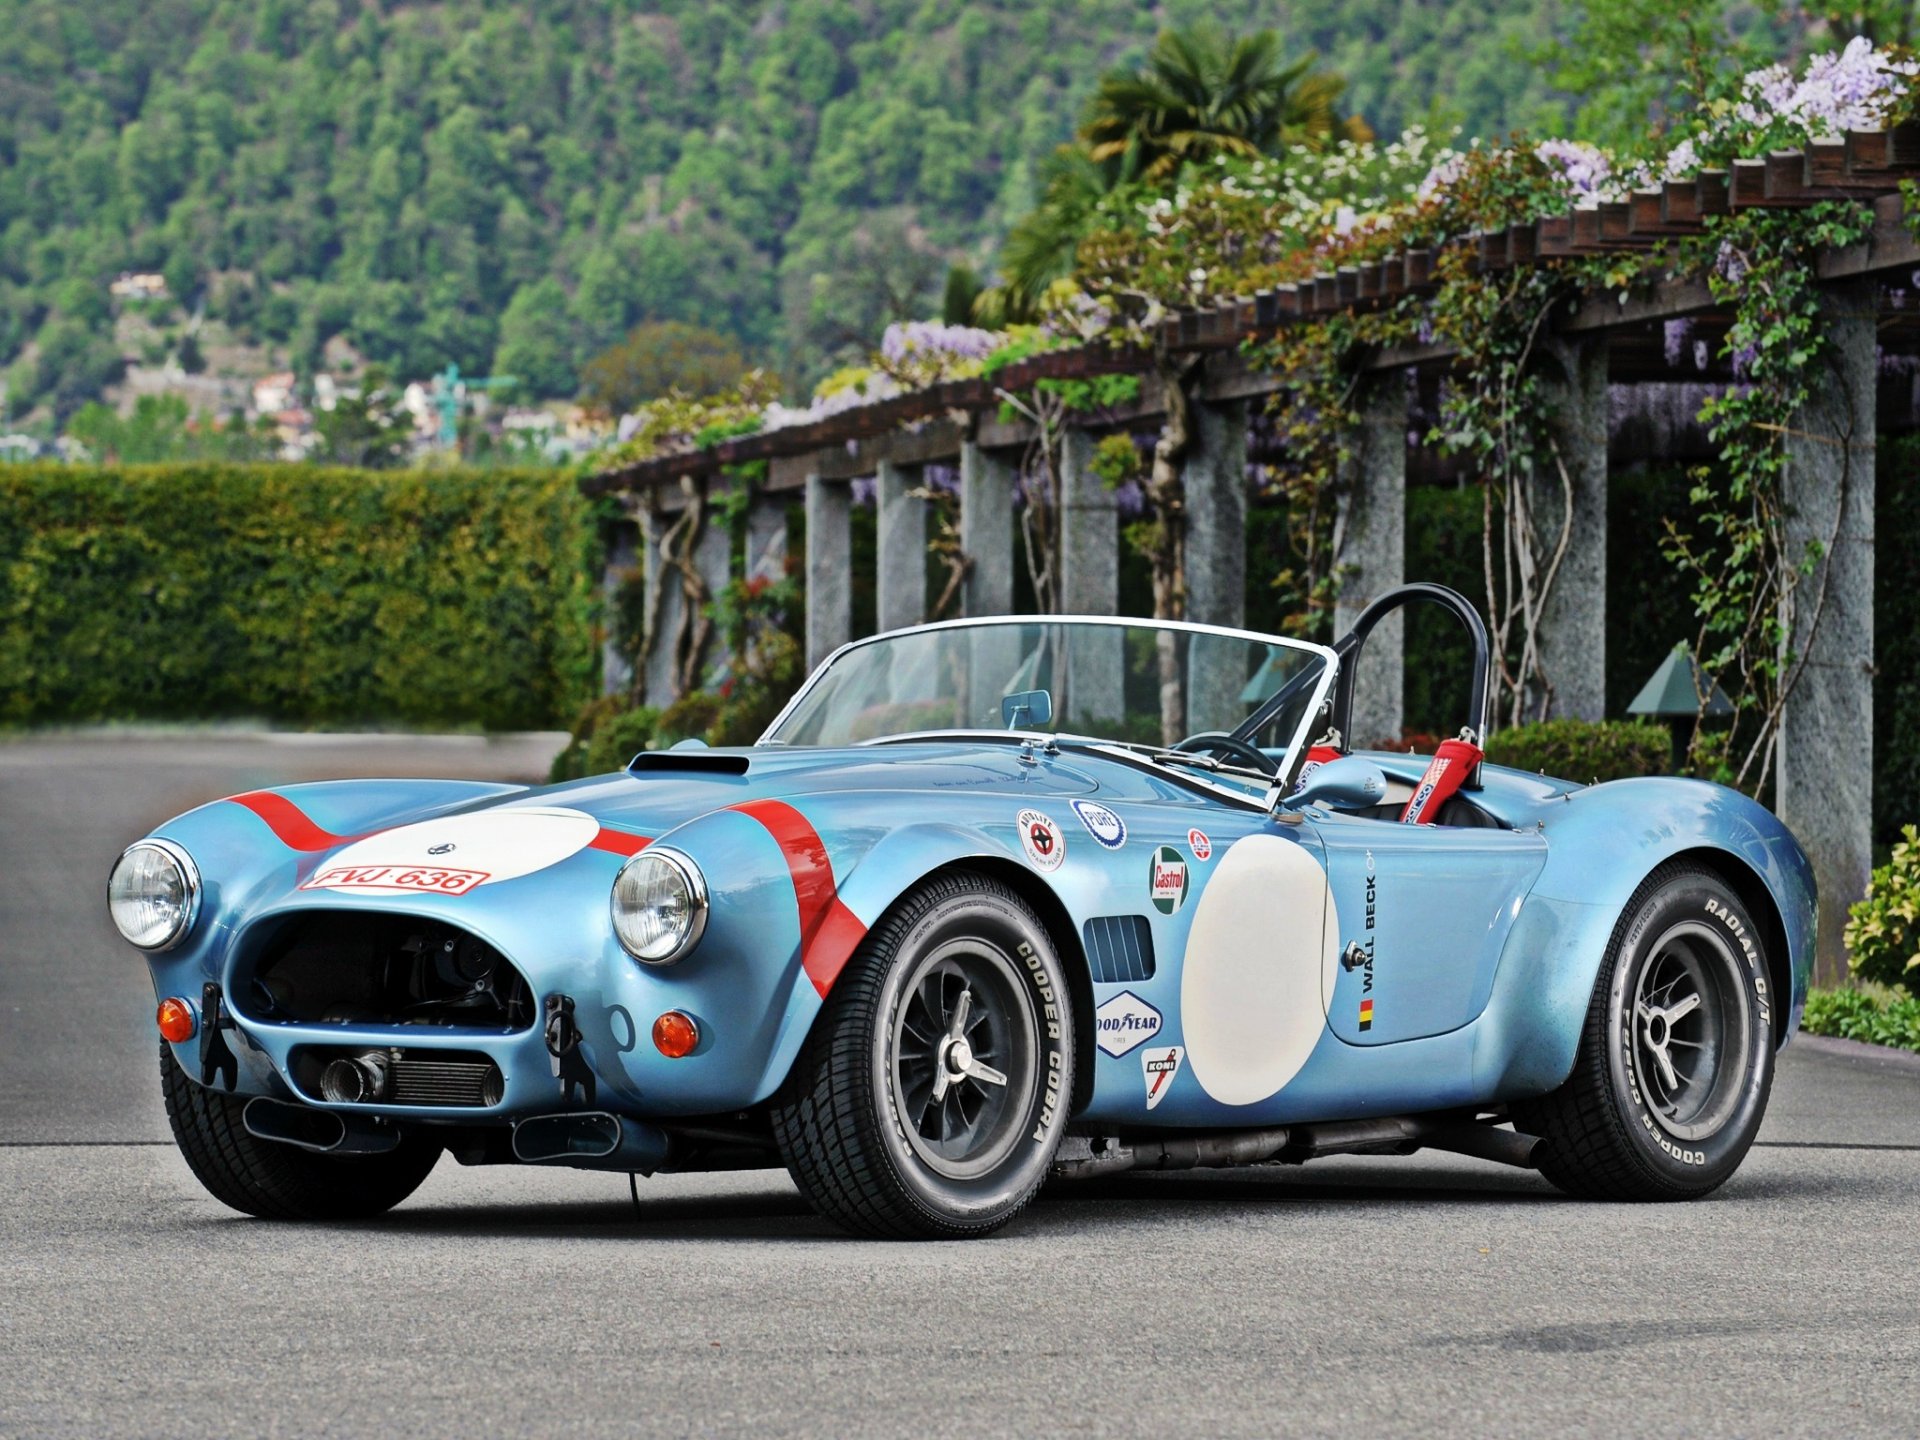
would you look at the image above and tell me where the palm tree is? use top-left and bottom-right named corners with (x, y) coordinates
top-left (976, 144), bottom-right (1113, 324)
top-left (1082, 25), bottom-right (1371, 186)
top-left (978, 25), bottom-right (1370, 320)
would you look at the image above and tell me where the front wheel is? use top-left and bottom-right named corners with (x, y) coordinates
top-left (160, 1042), bottom-right (442, 1219)
top-left (771, 871), bottom-right (1074, 1238)
top-left (1513, 862), bottom-right (1775, 1201)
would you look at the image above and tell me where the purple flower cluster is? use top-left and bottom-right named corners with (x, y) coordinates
top-left (880, 321), bottom-right (999, 365)
top-left (1735, 36), bottom-right (1919, 141)
top-left (1535, 140), bottom-right (1618, 201)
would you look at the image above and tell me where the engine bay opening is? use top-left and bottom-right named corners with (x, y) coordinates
top-left (239, 912), bottom-right (536, 1031)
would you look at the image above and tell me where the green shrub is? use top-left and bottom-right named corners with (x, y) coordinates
top-left (0, 463), bottom-right (596, 730)
top-left (1800, 986), bottom-right (1920, 1053)
top-left (651, 691), bottom-right (724, 748)
top-left (584, 705), bottom-right (663, 776)
top-left (1483, 717), bottom-right (1672, 784)
top-left (1844, 824), bottom-right (1920, 998)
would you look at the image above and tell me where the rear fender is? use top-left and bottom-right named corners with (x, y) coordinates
top-left (1473, 777), bottom-right (1816, 1100)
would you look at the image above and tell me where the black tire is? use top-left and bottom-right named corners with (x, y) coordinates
top-left (771, 871), bottom-right (1074, 1239)
top-left (160, 1042), bottom-right (442, 1220)
top-left (1513, 862), bottom-right (1776, 1201)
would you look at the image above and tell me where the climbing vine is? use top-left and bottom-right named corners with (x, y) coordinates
top-left (1663, 200), bottom-right (1877, 793)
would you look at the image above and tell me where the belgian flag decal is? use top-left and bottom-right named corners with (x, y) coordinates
top-left (1358, 997), bottom-right (1375, 1032)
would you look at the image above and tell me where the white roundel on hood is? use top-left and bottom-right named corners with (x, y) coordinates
top-left (299, 806), bottom-right (601, 897)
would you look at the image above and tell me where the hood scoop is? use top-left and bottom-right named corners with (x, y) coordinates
top-left (626, 751), bottom-right (751, 777)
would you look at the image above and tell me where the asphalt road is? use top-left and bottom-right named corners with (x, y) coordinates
top-left (3, 733), bottom-right (1918, 1438)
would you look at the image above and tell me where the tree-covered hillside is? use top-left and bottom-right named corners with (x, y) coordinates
top-left (0, 1), bottom-right (1607, 421)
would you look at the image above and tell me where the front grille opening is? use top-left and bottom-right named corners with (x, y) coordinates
top-left (289, 1046), bottom-right (504, 1108)
top-left (240, 912), bottom-right (535, 1031)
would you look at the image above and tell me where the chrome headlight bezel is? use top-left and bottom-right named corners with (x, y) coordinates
top-left (610, 847), bottom-right (709, 966)
top-left (107, 838), bottom-right (201, 952)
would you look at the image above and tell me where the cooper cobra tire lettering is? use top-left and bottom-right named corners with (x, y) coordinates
top-left (770, 870), bottom-right (1073, 1239)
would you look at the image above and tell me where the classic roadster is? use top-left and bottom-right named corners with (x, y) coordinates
top-left (111, 584), bottom-right (1814, 1238)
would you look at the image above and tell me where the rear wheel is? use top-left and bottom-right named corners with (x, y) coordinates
top-left (160, 1042), bottom-right (441, 1219)
top-left (771, 872), bottom-right (1073, 1239)
top-left (1513, 863), bottom-right (1775, 1201)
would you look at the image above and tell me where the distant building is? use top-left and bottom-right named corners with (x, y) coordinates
top-left (108, 273), bottom-right (170, 303)
top-left (252, 372), bottom-right (297, 416)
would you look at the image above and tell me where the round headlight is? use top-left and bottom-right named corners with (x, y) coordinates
top-left (611, 848), bottom-right (708, 965)
top-left (108, 840), bottom-right (200, 951)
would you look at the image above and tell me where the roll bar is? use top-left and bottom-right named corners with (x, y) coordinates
top-left (1330, 582), bottom-right (1490, 784)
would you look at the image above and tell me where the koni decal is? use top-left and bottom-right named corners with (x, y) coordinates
top-left (1141, 1045), bottom-right (1184, 1110)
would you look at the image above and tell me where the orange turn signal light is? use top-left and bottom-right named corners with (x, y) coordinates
top-left (651, 1010), bottom-right (700, 1059)
top-left (156, 996), bottom-right (197, 1043)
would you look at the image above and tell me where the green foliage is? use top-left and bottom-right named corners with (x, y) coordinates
top-left (1844, 826), bottom-right (1920, 998)
top-left (1800, 986), bottom-right (1920, 1052)
top-left (579, 322), bottom-right (749, 418)
top-left (311, 368), bottom-right (414, 468)
top-left (66, 395), bottom-right (274, 463)
top-left (1664, 202), bottom-right (1878, 791)
top-left (0, 464), bottom-right (596, 729)
top-left (1483, 718), bottom-right (1673, 783)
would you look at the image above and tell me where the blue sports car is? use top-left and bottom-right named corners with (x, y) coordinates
top-left (110, 584), bottom-right (1815, 1238)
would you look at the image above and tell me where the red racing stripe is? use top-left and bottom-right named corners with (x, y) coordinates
top-left (588, 827), bottom-right (652, 857)
top-left (230, 790), bottom-right (650, 863)
top-left (227, 791), bottom-right (358, 851)
top-left (728, 798), bottom-right (867, 997)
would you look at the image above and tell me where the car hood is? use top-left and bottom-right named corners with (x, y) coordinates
top-left (521, 742), bottom-right (1106, 840)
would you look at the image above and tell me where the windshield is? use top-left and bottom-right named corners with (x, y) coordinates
top-left (763, 617), bottom-right (1334, 766)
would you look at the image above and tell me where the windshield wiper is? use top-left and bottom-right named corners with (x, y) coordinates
top-left (1079, 740), bottom-right (1274, 785)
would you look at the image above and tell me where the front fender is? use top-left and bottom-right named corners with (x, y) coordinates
top-left (659, 799), bottom-right (1039, 1105)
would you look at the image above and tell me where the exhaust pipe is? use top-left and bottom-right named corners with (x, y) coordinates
top-left (511, 1111), bottom-right (672, 1174)
top-left (317, 1051), bottom-right (389, 1104)
top-left (1052, 1116), bottom-right (1542, 1180)
top-left (243, 1096), bottom-right (402, 1155)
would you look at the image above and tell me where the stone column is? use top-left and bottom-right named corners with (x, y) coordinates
top-left (1533, 334), bottom-right (1609, 724)
top-left (690, 495), bottom-right (731, 686)
top-left (1333, 375), bottom-right (1408, 749)
top-left (1779, 280), bottom-right (1876, 984)
top-left (746, 493), bottom-right (788, 583)
top-left (1186, 401), bottom-right (1249, 731)
top-left (876, 459), bottom-right (926, 633)
top-left (1057, 426), bottom-right (1123, 728)
top-left (960, 442), bottom-right (1016, 617)
top-left (601, 511), bottom-right (638, 698)
top-left (641, 504), bottom-right (682, 707)
top-left (805, 471), bottom-right (852, 672)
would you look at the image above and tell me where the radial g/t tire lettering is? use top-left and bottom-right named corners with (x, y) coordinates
top-left (1512, 862), bottom-right (1775, 1201)
top-left (771, 871), bottom-right (1073, 1239)
top-left (160, 1042), bottom-right (442, 1220)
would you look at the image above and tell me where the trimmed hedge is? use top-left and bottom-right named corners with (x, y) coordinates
top-left (1484, 717), bottom-right (1673, 783)
top-left (0, 464), bottom-right (596, 729)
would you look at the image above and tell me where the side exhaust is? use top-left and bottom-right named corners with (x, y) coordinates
top-left (1052, 1116), bottom-right (1541, 1181)
top-left (243, 1096), bottom-right (402, 1155)
top-left (511, 1111), bottom-right (673, 1174)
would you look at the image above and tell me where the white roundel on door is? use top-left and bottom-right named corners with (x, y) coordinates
top-left (299, 806), bottom-right (602, 897)
top-left (1179, 833), bottom-right (1337, 1105)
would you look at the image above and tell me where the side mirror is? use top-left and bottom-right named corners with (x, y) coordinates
top-left (1001, 688), bottom-right (1053, 730)
top-left (1282, 754), bottom-right (1388, 811)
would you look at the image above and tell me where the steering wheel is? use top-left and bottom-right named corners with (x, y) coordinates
top-left (1171, 731), bottom-right (1279, 776)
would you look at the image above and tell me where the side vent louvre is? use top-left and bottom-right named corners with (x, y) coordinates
top-left (1082, 915), bottom-right (1155, 984)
